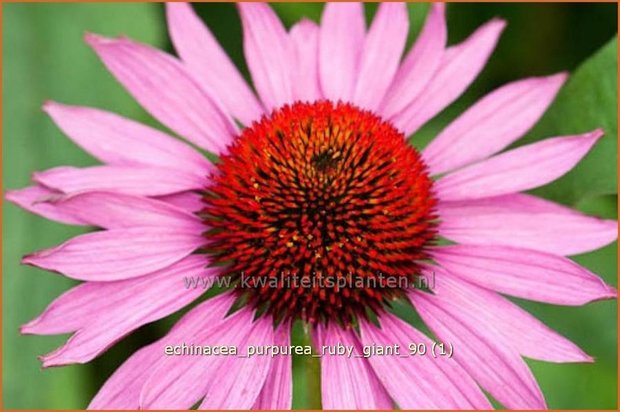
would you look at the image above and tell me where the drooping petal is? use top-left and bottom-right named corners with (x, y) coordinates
top-left (199, 316), bottom-right (274, 409)
top-left (238, 3), bottom-right (293, 111)
top-left (423, 73), bottom-right (567, 175)
top-left (23, 227), bottom-right (204, 281)
top-left (89, 293), bottom-right (236, 409)
top-left (379, 3), bottom-right (447, 118)
top-left (314, 323), bottom-right (392, 410)
top-left (438, 193), bottom-right (618, 256)
top-left (139, 307), bottom-right (267, 409)
top-left (50, 191), bottom-right (200, 231)
top-left (43, 101), bottom-right (212, 175)
top-left (33, 165), bottom-right (203, 196)
top-left (410, 289), bottom-right (547, 409)
top-left (156, 191), bottom-right (204, 214)
top-left (166, 3), bottom-right (264, 125)
top-left (26, 255), bottom-right (215, 366)
top-left (420, 265), bottom-right (596, 363)
top-left (391, 18), bottom-right (506, 136)
top-left (22, 254), bottom-right (211, 335)
top-left (5, 185), bottom-right (84, 225)
top-left (353, 2), bottom-right (409, 110)
top-left (253, 321), bottom-right (293, 410)
top-left (85, 33), bottom-right (236, 154)
top-left (290, 19), bottom-right (322, 102)
top-left (319, 2), bottom-right (365, 102)
top-left (435, 130), bottom-right (602, 201)
top-left (432, 244), bottom-right (616, 305)
top-left (360, 315), bottom-right (491, 409)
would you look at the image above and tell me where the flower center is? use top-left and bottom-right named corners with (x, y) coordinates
top-left (202, 101), bottom-right (437, 326)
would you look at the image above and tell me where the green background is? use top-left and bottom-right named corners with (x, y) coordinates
top-left (2, 2), bottom-right (618, 409)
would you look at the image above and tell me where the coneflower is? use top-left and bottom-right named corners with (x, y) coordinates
top-left (7, 3), bottom-right (616, 410)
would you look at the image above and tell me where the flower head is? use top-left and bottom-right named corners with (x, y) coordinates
top-left (204, 100), bottom-right (437, 325)
top-left (7, 2), bottom-right (617, 410)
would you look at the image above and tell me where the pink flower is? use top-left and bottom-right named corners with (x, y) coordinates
top-left (7, 2), bottom-right (617, 410)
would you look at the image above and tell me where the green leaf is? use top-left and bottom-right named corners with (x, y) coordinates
top-left (2, 3), bottom-right (164, 409)
top-left (526, 37), bottom-right (618, 205)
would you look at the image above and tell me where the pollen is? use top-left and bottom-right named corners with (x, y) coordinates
top-left (202, 101), bottom-right (437, 326)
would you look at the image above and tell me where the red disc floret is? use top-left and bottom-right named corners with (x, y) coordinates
top-left (202, 101), bottom-right (437, 326)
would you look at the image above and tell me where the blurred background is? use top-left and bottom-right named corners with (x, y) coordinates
top-left (2, 2), bottom-right (618, 409)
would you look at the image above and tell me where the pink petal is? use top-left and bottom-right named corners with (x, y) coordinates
top-left (290, 19), bottom-right (322, 102)
top-left (22, 253), bottom-right (210, 335)
top-left (89, 293), bottom-right (236, 409)
top-left (156, 191), bottom-right (204, 214)
top-left (379, 4), bottom-right (447, 119)
top-left (432, 244), bottom-right (616, 305)
top-left (352, 2), bottom-right (409, 110)
top-left (238, 3), bottom-right (293, 111)
top-left (314, 323), bottom-right (392, 410)
top-left (319, 2), bottom-right (365, 102)
top-left (199, 316), bottom-right (274, 409)
top-left (5, 185), bottom-right (85, 225)
top-left (23, 227), bottom-right (203, 281)
top-left (438, 193), bottom-right (618, 256)
top-left (253, 322), bottom-right (293, 410)
top-left (391, 18), bottom-right (506, 136)
top-left (166, 3), bottom-right (264, 125)
top-left (423, 73), bottom-right (567, 175)
top-left (435, 130), bottom-right (602, 201)
top-left (421, 265), bottom-right (596, 363)
top-left (43, 101), bottom-right (212, 175)
top-left (139, 307), bottom-right (266, 409)
top-left (90, 341), bottom-right (160, 409)
top-left (29, 255), bottom-right (215, 366)
top-left (50, 191), bottom-right (200, 231)
top-left (86, 33), bottom-right (236, 154)
top-left (410, 290), bottom-right (547, 409)
top-left (360, 315), bottom-right (491, 409)
top-left (33, 165), bottom-right (203, 196)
